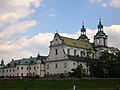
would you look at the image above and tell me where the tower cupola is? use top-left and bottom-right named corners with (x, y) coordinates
top-left (98, 18), bottom-right (103, 31)
top-left (1, 58), bottom-right (4, 67)
top-left (81, 22), bottom-right (86, 35)
top-left (94, 18), bottom-right (108, 47)
top-left (78, 22), bottom-right (89, 42)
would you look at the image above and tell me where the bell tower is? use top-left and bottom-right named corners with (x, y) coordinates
top-left (94, 18), bottom-right (108, 59)
top-left (94, 18), bottom-right (108, 47)
top-left (78, 22), bottom-right (89, 42)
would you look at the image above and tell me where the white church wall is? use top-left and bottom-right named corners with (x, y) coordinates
top-left (47, 45), bottom-right (68, 61)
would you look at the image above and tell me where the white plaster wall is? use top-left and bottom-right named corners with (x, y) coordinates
top-left (50, 35), bottom-right (62, 46)
top-left (47, 45), bottom-right (68, 61)
top-left (46, 60), bottom-right (70, 74)
top-left (2, 67), bottom-right (16, 76)
top-left (46, 60), bottom-right (88, 75)
top-left (16, 65), bottom-right (29, 76)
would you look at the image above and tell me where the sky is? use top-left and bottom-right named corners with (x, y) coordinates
top-left (0, 0), bottom-right (120, 64)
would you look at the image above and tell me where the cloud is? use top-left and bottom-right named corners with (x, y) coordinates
top-left (0, 0), bottom-right (42, 63)
top-left (1, 24), bottom-right (120, 64)
top-left (49, 8), bottom-right (57, 17)
top-left (104, 25), bottom-right (120, 48)
top-left (89, 0), bottom-right (120, 8)
top-left (0, 20), bottom-right (37, 40)
top-left (0, 0), bottom-right (41, 26)
top-left (86, 25), bottom-right (120, 49)
top-left (103, 0), bottom-right (120, 8)
top-left (89, 0), bottom-right (102, 3)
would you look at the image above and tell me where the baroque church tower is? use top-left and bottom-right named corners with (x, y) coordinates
top-left (94, 18), bottom-right (108, 58)
top-left (78, 22), bottom-right (90, 42)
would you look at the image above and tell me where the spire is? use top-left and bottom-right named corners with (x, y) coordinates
top-left (37, 53), bottom-right (41, 60)
top-left (82, 21), bottom-right (84, 29)
top-left (81, 21), bottom-right (86, 35)
top-left (78, 21), bottom-right (89, 42)
top-left (37, 52), bottom-right (40, 57)
top-left (1, 58), bottom-right (4, 67)
top-left (98, 17), bottom-right (103, 31)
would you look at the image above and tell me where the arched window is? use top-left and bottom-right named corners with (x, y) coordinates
top-left (55, 63), bottom-right (58, 69)
top-left (64, 62), bottom-right (67, 68)
top-left (67, 49), bottom-right (70, 55)
top-left (74, 50), bottom-right (76, 56)
top-left (55, 49), bottom-right (58, 55)
top-left (47, 64), bottom-right (49, 69)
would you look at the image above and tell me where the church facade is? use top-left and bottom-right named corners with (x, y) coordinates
top-left (0, 19), bottom-right (119, 77)
top-left (45, 19), bottom-right (111, 75)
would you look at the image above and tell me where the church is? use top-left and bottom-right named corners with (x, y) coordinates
top-left (45, 18), bottom-right (109, 75)
top-left (0, 18), bottom-right (119, 77)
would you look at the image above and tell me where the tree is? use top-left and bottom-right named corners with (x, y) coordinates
top-left (88, 51), bottom-right (120, 78)
top-left (69, 64), bottom-right (83, 78)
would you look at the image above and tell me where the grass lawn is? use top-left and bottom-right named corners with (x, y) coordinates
top-left (0, 79), bottom-right (119, 90)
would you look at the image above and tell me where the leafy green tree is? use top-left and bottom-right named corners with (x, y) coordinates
top-left (88, 51), bottom-right (120, 78)
top-left (69, 64), bottom-right (83, 78)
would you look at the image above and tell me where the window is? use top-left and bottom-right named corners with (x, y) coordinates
top-left (37, 66), bottom-right (39, 69)
top-left (27, 73), bottom-right (29, 76)
top-left (74, 50), bottom-right (76, 56)
top-left (21, 67), bottom-right (23, 70)
top-left (27, 67), bottom-right (28, 70)
top-left (64, 62), bottom-right (67, 68)
top-left (6, 70), bottom-right (8, 72)
top-left (64, 70), bottom-right (67, 73)
top-left (33, 73), bottom-right (35, 76)
top-left (73, 63), bottom-right (75, 65)
top-left (17, 67), bottom-right (19, 70)
top-left (47, 64), bottom-right (49, 69)
top-left (13, 69), bottom-right (14, 72)
top-left (21, 73), bottom-right (23, 76)
top-left (67, 49), bottom-right (70, 55)
top-left (47, 72), bottom-right (49, 75)
top-left (34, 67), bottom-right (35, 70)
top-left (17, 73), bottom-right (19, 76)
top-left (81, 51), bottom-right (85, 57)
top-left (10, 69), bottom-right (11, 72)
top-left (55, 49), bottom-right (58, 55)
top-left (55, 64), bottom-right (58, 69)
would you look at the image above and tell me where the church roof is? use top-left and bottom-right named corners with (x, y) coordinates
top-left (3, 56), bottom-right (46, 68)
top-left (78, 35), bottom-right (89, 41)
top-left (67, 55), bottom-right (97, 62)
top-left (60, 36), bottom-right (93, 50)
top-left (94, 31), bottom-right (108, 38)
top-left (68, 55), bottom-right (87, 62)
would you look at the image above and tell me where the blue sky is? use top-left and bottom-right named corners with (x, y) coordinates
top-left (29, 0), bottom-right (120, 34)
top-left (0, 0), bottom-right (120, 63)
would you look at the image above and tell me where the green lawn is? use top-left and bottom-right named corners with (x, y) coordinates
top-left (0, 79), bottom-right (119, 90)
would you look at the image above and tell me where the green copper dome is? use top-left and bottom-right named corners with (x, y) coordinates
top-left (78, 22), bottom-right (89, 41)
top-left (98, 21), bottom-right (103, 29)
top-left (81, 24), bottom-right (86, 32)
